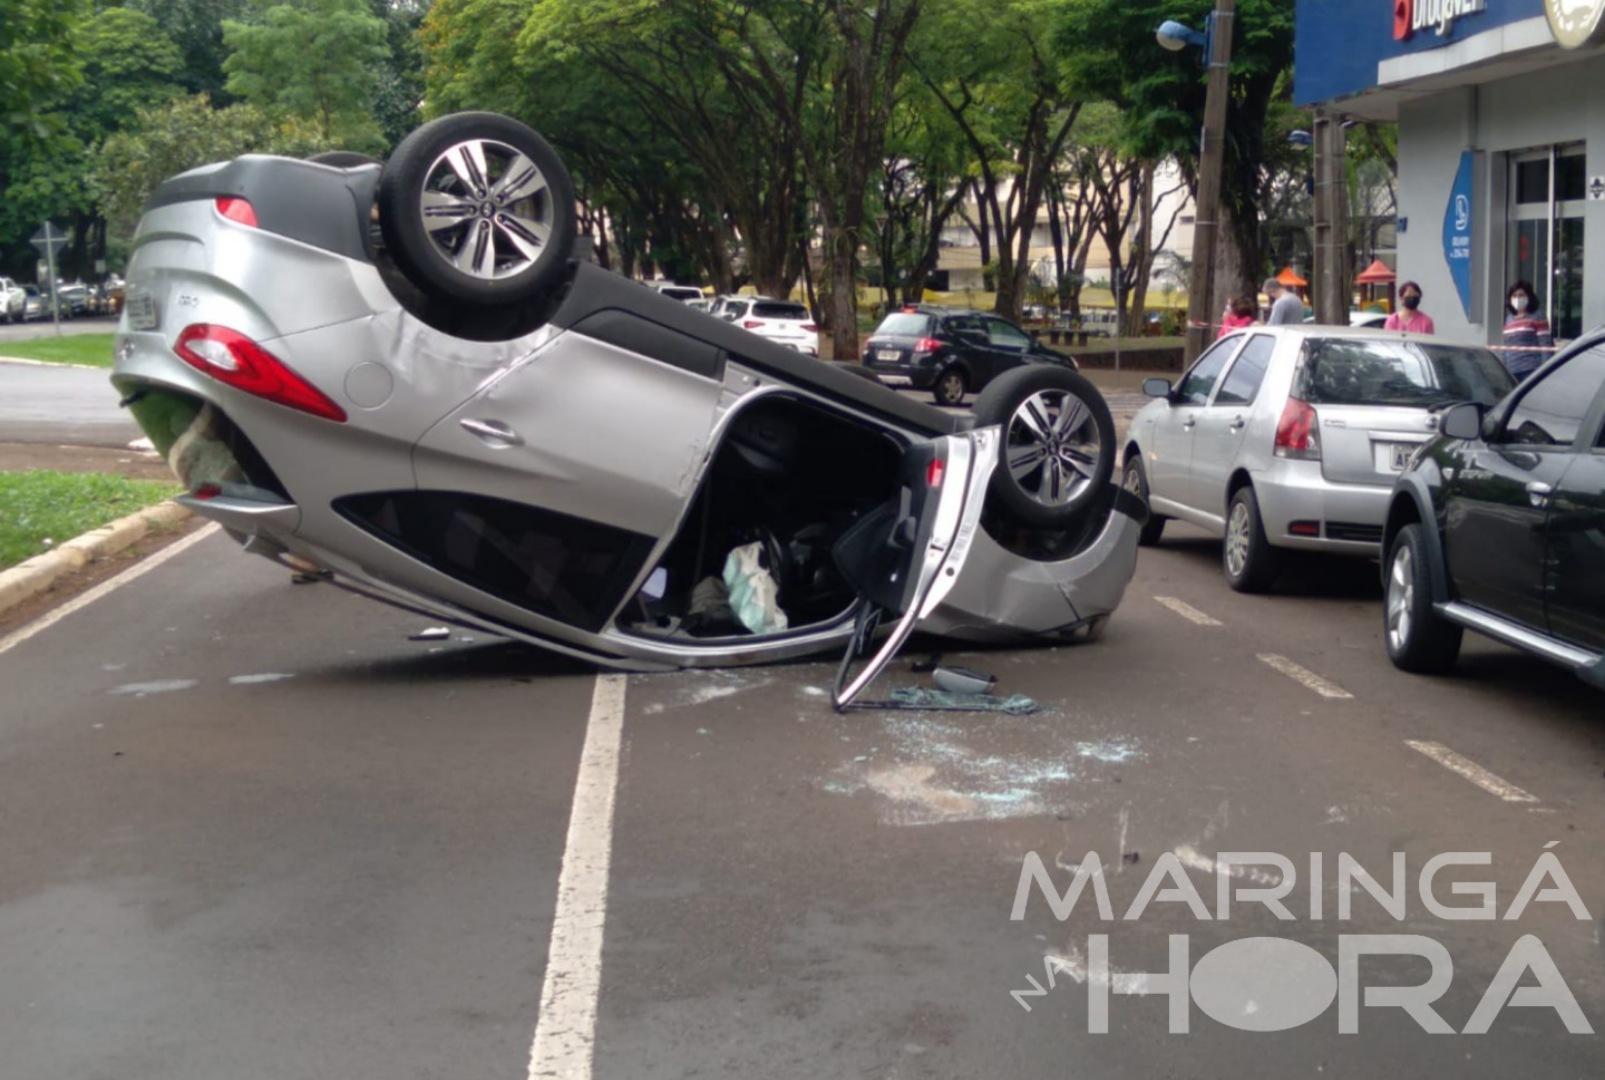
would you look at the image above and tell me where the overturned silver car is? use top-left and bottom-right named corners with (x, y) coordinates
top-left (111, 112), bottom-right (1142, 702)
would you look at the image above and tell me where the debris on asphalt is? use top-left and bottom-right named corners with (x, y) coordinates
top-left (408, 626), bottom-right (452, 641)
top-left (886, 687), bottom-right (1039, 715)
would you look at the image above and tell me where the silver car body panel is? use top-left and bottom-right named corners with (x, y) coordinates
top-left (114, 175), bottom-right (1138, 670)
top-left (1128, 326), bottom-right (1494, 554)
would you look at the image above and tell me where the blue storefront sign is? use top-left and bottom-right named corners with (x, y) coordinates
top-left (1442, 152), bottom-right (1476, 317)
top-left (1295, 0), bottom-right (1545, 106)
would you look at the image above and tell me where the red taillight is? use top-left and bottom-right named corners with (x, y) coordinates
top-left (914, 337), bottom-right (942, 354)
top-left (215, 197), bottom-right (257, 227)
top-left (1289, 520), bottom-right (1321, 537)
top-left (1274, 398), bottom-right (1320, 460)
top-left (742, 319), bottom-right (763, 329)
top-left (192, 483), bottom-right (223, 500)
top-left (801, 323), bottom-right (818, 332)
top-left (927, 457), bottom-right (945, 488)
top-left (174, 324), bottom-right (346, 422)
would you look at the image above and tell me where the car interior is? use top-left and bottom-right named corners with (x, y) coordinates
top-left (622, 394), bottom-right (905, 640)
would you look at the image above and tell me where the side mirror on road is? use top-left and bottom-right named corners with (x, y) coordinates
top-left (1440, 402), bottom-right (1485, 441)
top-left (1142, 377), bottom-right (1174, 400)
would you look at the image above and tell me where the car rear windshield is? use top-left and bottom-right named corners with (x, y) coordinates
top-left (1294, 338), bottom-right (1515, 408)
top-left (753, 302), bottom-right (808, 320)
top-left (874, 313), bottom-right (932, 337)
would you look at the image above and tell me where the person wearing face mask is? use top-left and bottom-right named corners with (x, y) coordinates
top-left (1499, 279), bottom-right (1552, 380)
top-left (1384, 281), bottom-right (1434, 334)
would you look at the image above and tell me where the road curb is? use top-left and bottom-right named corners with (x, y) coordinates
top-left (0, 355), bottom-right (60, 367)
top-left (0, 500), bottom-right (192, 616)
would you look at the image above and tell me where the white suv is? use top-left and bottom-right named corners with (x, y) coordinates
top-left (650, 282), bottom-right (706, 304)
top-left (0, 278), bottom-right (24, 323)
top-left (713, 296), bottom-right (819, 355)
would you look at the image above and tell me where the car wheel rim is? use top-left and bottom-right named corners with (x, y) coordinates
top-left (420, 138), bottom-right (553, 280)
top-left (1387, 545), bottom-right (1414, 651)
top-left (1004, 389), bottom-right (1101, 508)
top-left (1225, 500), bottom-right (1251, 578)
top-left (939, 373), bottom-right (963, 402)
top-left (1123, 463), bottom-right (1143, 500)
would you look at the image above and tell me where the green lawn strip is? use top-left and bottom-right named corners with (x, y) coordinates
top-left (0, 470), bottom-right (180, 571)
top-left (0, 333), bottom-right (117, 368)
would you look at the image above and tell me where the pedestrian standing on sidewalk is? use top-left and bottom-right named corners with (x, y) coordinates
top-left (1384, 281), bottom-right (1435, 334)
top-left (1263, 279), bottom-right (1304, 326)
top-left (1217, 295), bottom-right (1257, 338)
top-left (1499, 279), bottom-right (1551, 380)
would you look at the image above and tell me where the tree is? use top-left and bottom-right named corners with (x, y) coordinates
top-left (129, 0), bottom-right (254, 100)
top-left (223, 0), bottom-right (390, 151)
top-left (913, 0), bottom-right (1082, 320)
top-left (93, 94), bottom-right (334, 242)
top-left (1059, 0), bottom-right (1295, 316)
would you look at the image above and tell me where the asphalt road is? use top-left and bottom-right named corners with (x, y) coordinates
top-left (0, 316), bottom-right (117, 343)
top-left (3, 518), bottom-right (1602, 1078)
top-left (0, 359), bottom-right (136, 446)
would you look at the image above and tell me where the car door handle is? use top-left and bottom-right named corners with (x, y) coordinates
top-left (1526, 480), bottom-right (1553, 508)
top-left (460, 418), bottom-right (523, 448)
top-left (1228, 416), bottom-right (1247, 431)
top-left (1182, 418), bottom-right (1197, 431)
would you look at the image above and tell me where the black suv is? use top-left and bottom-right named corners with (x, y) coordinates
top-left (861, 306), bottom-right (1076, 406)
top-left (1382, 330), bottom-right (1605, 688)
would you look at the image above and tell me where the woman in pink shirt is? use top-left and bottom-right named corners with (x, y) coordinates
top-left (1216, 295), bottom-right (1256, 338)
top-left (1384, 281), bottom-right (1435, 334)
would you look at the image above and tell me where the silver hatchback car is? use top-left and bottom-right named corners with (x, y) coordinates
top-left (1123, 326), bottom-right (1515, 591)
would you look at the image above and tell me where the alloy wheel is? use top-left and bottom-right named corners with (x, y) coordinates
top-left (1387, 545), bottom-right (1415, 652)
top-left (1224, 500), bottom-right (1251, 579)
top-left (1004, 389), bottom-right (1103, 509)
top-left (419, 138), bottom-right (553, 280)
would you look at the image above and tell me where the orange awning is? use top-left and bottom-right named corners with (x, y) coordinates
top-left (1354, 259), bottom-right (1396, 284)
top-left (1276, 266), bottom-right (1308, 288)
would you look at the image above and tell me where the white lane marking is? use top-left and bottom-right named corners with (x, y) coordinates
top-left (1256, 654), bottom-right (1354, 700)
top-left (1153, 595), bottom-right (1222, 627)
top-left (0, 523), bottom-right (220, 659)
top-left (528, 674), bottom-right (627, 1080)
top-left (1405, 740), bottom-right (1539, 804)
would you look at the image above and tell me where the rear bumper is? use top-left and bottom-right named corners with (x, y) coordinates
top-left (1251, 459), bottom-right (1391, 554)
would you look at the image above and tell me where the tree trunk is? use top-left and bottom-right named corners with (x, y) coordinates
top-left (823, 221), bottom-right (859, 361)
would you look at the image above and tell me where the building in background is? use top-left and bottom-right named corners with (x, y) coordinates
top-left (1296, 0), bottom-right (1605, 342)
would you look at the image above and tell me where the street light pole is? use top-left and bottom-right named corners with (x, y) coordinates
top-left (1311, 109), bottom-right (1351, 325)
top-left (1184, 0), bottom-right (1235, 365)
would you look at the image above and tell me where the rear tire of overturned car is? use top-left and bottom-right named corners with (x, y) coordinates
top-left (972, 364), bottom-right (1115, 528)
top-left (378, 112), bottom-right (576, 310)
top-left (1384, 524), bottom-right (1462, 673)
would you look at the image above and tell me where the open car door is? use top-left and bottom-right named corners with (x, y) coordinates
top-left (829, 426), bottom-right (1000, 709)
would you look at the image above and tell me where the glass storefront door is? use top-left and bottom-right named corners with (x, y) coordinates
top-left (1506, 145), bottom-right (1586, 341)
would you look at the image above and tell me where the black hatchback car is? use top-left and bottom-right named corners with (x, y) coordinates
top-left (861, 307), bottom-right (1077, 406)
top-left (1381, 329), bottom-right (1605, 688)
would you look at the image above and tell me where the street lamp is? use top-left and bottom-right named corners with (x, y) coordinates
top-left (1156, 20), bottom-right (1207, 51)
top-left (1160, 1), bottom-right (1236, 365)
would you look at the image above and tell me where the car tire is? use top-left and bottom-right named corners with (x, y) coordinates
top-left (378, 112), bottom-right (576, 310)
top-left (932, 366), bottom-right (967, 407)
top-left (972, 364), bottom-right (1116, 527)
top-left (1222, 485), bottom-right (1280, 593)
top-left (1384, 524), bottom-right (1462, 673)
top-left (1122, 454), bottom-right (1167, 546)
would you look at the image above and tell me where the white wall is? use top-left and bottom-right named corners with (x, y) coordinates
top-left (1397, 53), bottom-right (1605, 343)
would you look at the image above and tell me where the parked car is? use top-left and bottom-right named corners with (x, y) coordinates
top-left (22, 286), bottom-right (46, 320)
top-left (713, 296), bottom-right (819, 356)
top-left (109, 110), bottom-right (1140, 695)
top-left (57, 283), bottom-right (90, 318)
top-left (861, 306), bottom-right (1080, 407)
top-left (0, 277), bottom-right (24, 323)
top-left (650, 282), bottom-right (705, 304)
top-left (1124, 327), bottom-right (1515, 591)
top-left (1380, 330), bottom-right (1604, 686)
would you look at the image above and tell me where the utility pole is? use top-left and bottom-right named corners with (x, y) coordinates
top-left (1312, 110), bottom-right (1351, 325)
top-left (1183, 0), bottom-right (1235, 365)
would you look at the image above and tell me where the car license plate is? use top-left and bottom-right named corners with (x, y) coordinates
top-left (876, 349), bottom-right (902, 363)
top-left (879, 374), bottom-right (912, 387)
top-left (125, 288), bottom-right (158, 331)
top-left (1376, 442), bottom-right (1416, 472)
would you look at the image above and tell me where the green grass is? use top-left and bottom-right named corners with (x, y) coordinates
top-left (0, 332), bottom-right (116, 368)
top-left (0, 470), bottom-right (179, 570)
